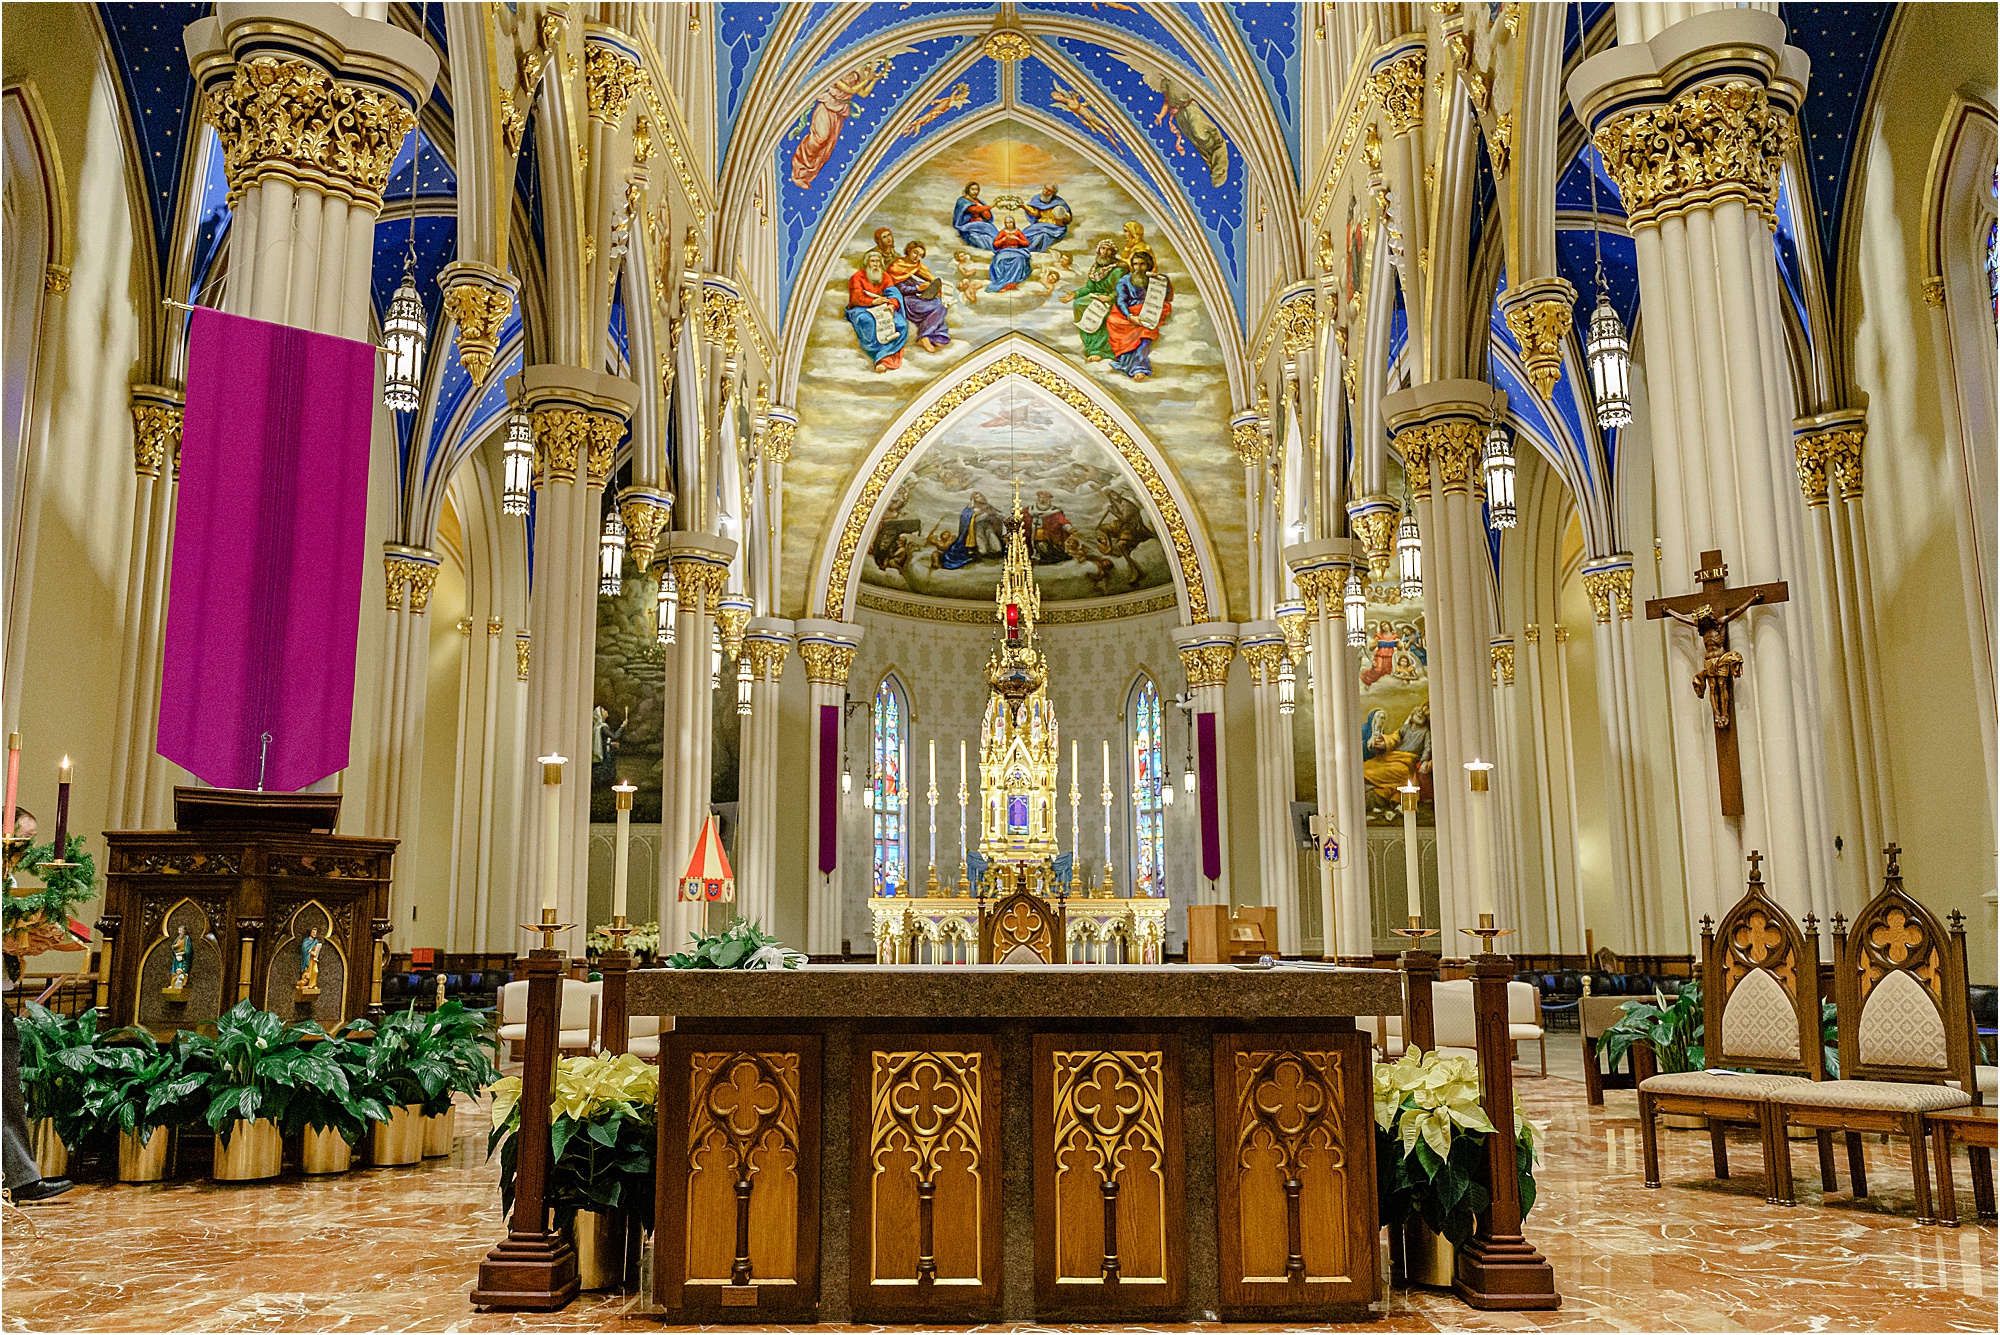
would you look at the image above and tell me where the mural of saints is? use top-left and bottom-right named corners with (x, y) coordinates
top-left (1063, 238), bottom-right (1124, 362)
top-left (844, 249), bottom-right (908, 370)
top-left (1105, 248), bottom-right (1172, 380)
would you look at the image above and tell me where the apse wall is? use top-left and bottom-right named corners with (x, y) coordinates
top-left (1848, 1), bottom-right (1999, 981)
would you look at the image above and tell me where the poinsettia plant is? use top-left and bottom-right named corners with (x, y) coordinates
top-left (585, 921), bottom-right (660, 956)
top-left (666, 918), bottom-right (804, 971)
top-left (1374, 1049), bottom-right (1542, 1248)
top-left (488, 1052), bottom-right (658, 1229)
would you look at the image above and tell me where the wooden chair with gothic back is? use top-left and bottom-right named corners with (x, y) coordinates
top-left (1768, 847), bottom-right (1976, 1221)
top-left (977, 873), bottom-right (1067, 965)
top-left (1638, 851), bottom-right (1830, 1203)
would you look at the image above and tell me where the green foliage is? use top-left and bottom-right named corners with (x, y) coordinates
top-left (488, 1053), bottom-right (658, 1231)
top-left (174, 1001), bottom-right (356, 1144)
top-left (1373, 1050), bottom-right (1542, 1249)
top-left (74, 1026), bottom-right (208, 1142)
top-left (13, 1002), bottom-right (100, 1143)
top-left (1596, 983), bottom-right (1705, 1075)
top-left (338, 1000), bottom-right (499, 1118)
top-left (4, 837), bottom-right (98, 932)
top-left (666, 918), bottom-right (804, 970)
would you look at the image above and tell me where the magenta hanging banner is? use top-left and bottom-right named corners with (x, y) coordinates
top-left (158, 308), bottom-right (376, 793)
top-left (818, 704), bottom-right (840, 874)
top-left (1198, 711), bottom-right (1222, 883)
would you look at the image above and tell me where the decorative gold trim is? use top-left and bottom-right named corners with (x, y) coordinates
top-left (856, 588), bottom-right (1177, 626)
top-left (1579, 567), bottom-right (1633, 623)
top-left (618, 492), bottom-right (673, 570)
top-left (1592, 81), bottom-right (1797, 230)
top-left (1371, 48), bottom-right (1427, 136)
top-left (825, 353), bottom-right (1208, 624)
top-left (584, 45), bottom-right (643, 124)
top-left (531, 406), bottom-right (588, 486)
top-left (202, 57), bottom-right (417, 210)
top-left (1500, 287), bottom-right (1575, 400)
top-left (440, 281), bottom-right (514, 383)
top-left (799, 640), bottom-right (858, 687)
top-left (1921, 275), bottom-right (1946, 308)
top-left (585, 414), bottom-right (622, 489)
top-left (983, 30), bottom-right (1031, 61)
top-left (516, 632), bottom-right (531, 681)
top-left (1178, 642), bottom-right (1235, 691)
top-left (130, 396), bottom-right (183, 480)
top-left (1240, 640), bottom-right (1287, 686)
top-left (42, 264), bottom-right (69, 295)
top-left (1490, 642), bottom-right (1516, 686)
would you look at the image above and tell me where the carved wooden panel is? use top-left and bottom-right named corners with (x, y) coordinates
top-left (1212, 1031), bottom-right (1375, 1319)
top-left (979, 889), bottom-right (1064, 964)
top-left (657, 1035), bottom-right (820, 1322)
top-left (134, 897), bottom-right (225, 1029)
top-left (1032, 1035), bottom-right (1184, 1315)
top-left (849, 1036), bottom-right (1001, 1320)
top-left (261, 899), bottom-right (350, 1027)
top-left (1705, 874), bottom-right (1820, 1077)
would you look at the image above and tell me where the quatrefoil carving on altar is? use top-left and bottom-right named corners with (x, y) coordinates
top-left (1254, 1060), bottom-right (1327, 1137)
top-left (891, 1059), bottom-right (964, 1138)
top-left (1073, 1062), bottom-right (1144, 1137)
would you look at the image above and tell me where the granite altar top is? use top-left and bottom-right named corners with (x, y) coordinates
top-left (624, 962), bottom-right (1402, 1020)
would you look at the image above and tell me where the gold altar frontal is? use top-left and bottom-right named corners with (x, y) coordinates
top-left (870, 889), bottom-right (1170, 964)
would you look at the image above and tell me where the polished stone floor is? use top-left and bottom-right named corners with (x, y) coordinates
top-left (2, 1037), bottom-right (1993, 1333)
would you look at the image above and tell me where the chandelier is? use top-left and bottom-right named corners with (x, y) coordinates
top-left (1396, 508), bottom-right (1422, 601)
top-left (736, 658), bottom-right (752, 716)
top-left (1343, 572), bottom-right (1368, 647)
top-left (598, 506), bottom-right (625, 596)
top-left (1582, 125), bottom-right (1632, 430)
top-left (501, 406), bottom-right (533, 515)
top-left (1483, 419), bottom-right (1516, 529)
top-left (656, 566), bottom-right (678, 646)
top-left (1277, 658), bottom-right (1296, 716)
top-left (382, 129), bottom-right (426, 413)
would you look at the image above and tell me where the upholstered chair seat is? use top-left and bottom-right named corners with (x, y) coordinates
top-left (1640, 1070), bottom-right (1813, 1100)
top-left (1781, 1079), bottom-right (1972, 1113)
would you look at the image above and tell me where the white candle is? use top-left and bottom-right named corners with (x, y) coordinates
top-left (929, 738), bottom-right (936, 791)
top-left (1101, 738), bottom-right (1109, 786)
top-left (1466, 760), bottom-right (1496, 918)
top-left (1399, 783), bottom-right (1422, 920)
top-left (611, 781), bottom-right (636, 920)
top-left (538, 755), bottom-right (565, 912)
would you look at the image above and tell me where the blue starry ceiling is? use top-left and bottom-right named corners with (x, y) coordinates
top-left (717, 1), bottom-right (784, 167)
top-left (1223, 1), bottom-right (1299, 178)
top-left (97, 3), bottom-right (210, 272)
top-left (1780, 3), bottom-right (1898, 281)
top-left (853, 53), bottom-right (1002, 203)
top-left (1016, 55), bottom-right (1173, 218)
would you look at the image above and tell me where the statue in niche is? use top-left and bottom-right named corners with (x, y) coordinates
top-left (163, 926), bottom-right (191, 1000)
top-left (297, 932), bottom-right (322, 998)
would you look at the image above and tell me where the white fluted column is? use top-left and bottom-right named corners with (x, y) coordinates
top-left (1289, 541), bottom-right (1372, 959)
top-left (1383, 383), bottom-right (1505, 945)
top-left (737, 617), bottom-right (794, 932)
top-left (1580, 557), bottom-right (1653, 951)
top-left (370, 546), bottom-right (439, 945)
top-left (1521, 623), bottom-right (1573, 952)
top-left (1172, 624), bottom-right (1238, 908)
top-left (1240, 622), bottom-right (1298, 954)
top-left (1574, 9), bottom-right (1829, 927)
top-left (658, 533), bottom-right (737, 954)
top-left (797, 620), bottom-right (863, 956)
top-left (1489, 637), bottom-right (1525, 939)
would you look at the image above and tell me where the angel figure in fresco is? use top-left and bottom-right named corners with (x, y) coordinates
top-left (1063, 238), bottom-right (1126, 362)
top-left (952, 250), bottom-right (986, 306)
top-left (1105, 248), bottom-right (1172, 380)
top-left (1050, 80), bottom-right (1130, 153)
top-left (1360, 619), bottom-right (1398, 686)
top-left (789, 55), bottom-right (902, 189)
top-left (1021, 184), bottom-right (1073, 250)
top-left (953, 182), bottom-right (999, 249)
top-left (986, 214), bottom-right (1033, 292)
top-left (897, 80), bottom-right (970, 140)
top-left (886, 241), bottom-right (951, 352)
top-left (845, 250), bottom-right (909, 371)
top-left (1145, 71), bottom-right (1230, 186)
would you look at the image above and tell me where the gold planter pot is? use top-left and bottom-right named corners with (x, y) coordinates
top-left (370, 1104), bottom-right (426, 1166)
top-left (572, 1210), bottom-right (625, 1291)
top-left (301, 1126), bottom-right (353, 1175)
top-left (213, 1118), bottom-right (283, 1181)
top-left (422, 1111), bottom-right (455, 1158)
top-left (118, 1126), bottom-right (173, 1182)
top-left (1401, 1219), bottom-right (1456, 1288)
top-left (29, 1118), bottom-right (67, 1179)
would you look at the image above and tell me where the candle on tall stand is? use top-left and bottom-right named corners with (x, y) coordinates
top-left (537, 756), bottom-right (565, 913)
top-left (611, 781), bottom-right (636, 922)
top-left (957, 740), bottom-right (969, 895)
top-left (925, 739), bottom-right (939, 896)
top-left (1464, 760), bottom-right (1501, 948)
top-left (1100, 740), bottom-right (1114, 897)
top-left (3, 733), bottom-right (19, 844)
top-left (1069, 739), bottom-right (1080, 859)
top-left (1398, 782), bottom-right (1422, 924)
top-left (49, 755), bottom-right (72, 864)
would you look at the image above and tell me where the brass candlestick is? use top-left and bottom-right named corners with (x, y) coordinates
top-left (1390, 913), bottom-right (1439, 944)
top-left (1459, 911), bottom-right (1512, 954)
top-left (521, 905), bottom-right (575, 953)
top-left (601, 913), bottom-right (634, 948)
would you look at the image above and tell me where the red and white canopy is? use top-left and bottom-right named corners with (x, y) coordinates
top-left (678, 814), bottom-right (735, 903)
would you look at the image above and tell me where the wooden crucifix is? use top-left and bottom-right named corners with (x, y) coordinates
top-left (1644, 550), bottom-right (1789, 818)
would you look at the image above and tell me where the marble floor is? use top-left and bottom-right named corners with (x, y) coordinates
top-left (2, 1038), bottom-right (1993, 1334)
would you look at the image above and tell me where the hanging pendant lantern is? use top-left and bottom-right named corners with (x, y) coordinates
top-left (1161, 776), bottom-right (1175, 806)
top-left (1277, 659), bottom-right (1296, 716)
top-left (1396, 511), bottom-right (1423, 601)
top-left (1585, 293), bottom-right (1631, 431)
top-left (502, 407), bottom-right (534, 515)
top-left (709, 626), bottom-right (722, 690)
top-left (1482, 422), bottom-right (1517, 530)
top-left (842, 766), bottom-right (854, 795)
top-left (736, 658), bottom-right (753, 716)
top-left (598, 506), bottom-right (626, 596)
top-left (1343, 572), bottom-right (1368, 647)
top-left (382, 265), bottom-right (427, 414)
top-left (656, 567), bottom-right (679, 646)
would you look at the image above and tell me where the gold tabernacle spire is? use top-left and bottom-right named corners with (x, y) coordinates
top-left (978, 495), bottom-right (1059, 881)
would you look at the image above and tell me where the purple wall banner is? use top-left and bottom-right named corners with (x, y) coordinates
top-left (1198, 711), bottom-right (1222, 883)
top-left (818, 703), bottom-right (840, 873)
top-left (158, 308), bottom-right (375, 792)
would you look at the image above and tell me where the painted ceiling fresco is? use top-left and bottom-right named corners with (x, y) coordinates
top-left (779, 121), bottom-right (1245, 620)
top-left (859, 380), bottom-right (1174, 603)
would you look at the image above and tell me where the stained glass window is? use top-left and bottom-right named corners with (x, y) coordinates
top-left (872, 678), bottom-right (906, 894)
top-left (1130, 677), bottom-right (1165, 898)
top-left (1986, 167), bottom-right (1997, 320)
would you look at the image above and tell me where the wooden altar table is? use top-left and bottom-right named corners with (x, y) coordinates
top-left (626, 963), bottom-right (1401, 1326)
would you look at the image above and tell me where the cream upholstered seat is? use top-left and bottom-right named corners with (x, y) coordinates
top-left (1641, 1070), bottom-right (1814, 1100)
top-left (495, 978), bottom-right (599, 1061)
top-left (1979, 1065), bottom-right (1997, 1095)
top-left (1508, 980), bottom-right (1548, 1075)
top-left (627, 1014), bottom-right (665, 1061)
top-left (1769, 850), bottom-right (1979, 1221)
top-left (1781, 1079), bottom-right (1971, 1113)
top-left (1430, 979), bottom-right (1479, 1059)
top-left (1638, 855), bottom-right (1829, 1201)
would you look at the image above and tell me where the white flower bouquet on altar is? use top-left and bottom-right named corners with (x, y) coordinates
top-left (665, 918), bottom-right (806, 971)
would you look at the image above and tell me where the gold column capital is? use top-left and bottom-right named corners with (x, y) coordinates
top-left (798, 640), bottom-right (858, 687)
top-left (130, 386), bottom-right (185, 480)
top-left (1490, 642), bottom-right (1516, 686)
top-left (1500, 279), bottom-right (1578, 400)
top-left (1347, 496), bottom-right (1400, 582)
top-left (383, 547), bottom-right (440, 615)
top-left (1794, 413), bottom-right (1866, 504)
top-left (617, 488), bottom-right (673, 571)
top-left (1921, 276), bottom-right (1947, 308)
top-left (1590, 80), bottom-right (1797, 230)
top-left (1230, 410), bottom-right (1266, 467)
top-left (763, 408), bottom-right (798, 464)
top-left (516, 631), bottom-right (531, 680)
top-left (202, 56), bottom-right (417, 211)
top-left (584, 43), bottom-right (644, 124)
top-left (487, 616), bottom-right (505, 638)
top-left (1177, 642), bottom-right (1235, 691)
top-left (585, 413), bottom-right (623, 489)
top-left (530, 405), bottom-right (589, 487)
top-left (1430, 420), bottom-right (1483, 495)
top-left (1240, 639), bottom-right (1288, 685)
top-left (438, 264), bottom-right (517, 383)
top-left (43, 265), bottom-right (70, 295)
top-left (744, 637), bottom-right (791, 683)
top-left (1370, 45), bottom-right (1427, 135)
top-left (1277, 288), bottom-right (1319, 355)
top-left (1579, 564), bottom-right (1634, 623)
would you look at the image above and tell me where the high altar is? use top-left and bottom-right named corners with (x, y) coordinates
top-left (868, 502), bottom-right (1168, 964)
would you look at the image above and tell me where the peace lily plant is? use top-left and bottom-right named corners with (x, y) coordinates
top-left (1373, 1049), bottom-right (1542, 1248)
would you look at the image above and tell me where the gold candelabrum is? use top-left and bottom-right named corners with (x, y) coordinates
top-left (1460, 911), bottom-right (1512, 954)
top-left (926, 767), bottom-right (940, 896)
top-left (1099, 773), bottom-right (1114, 897)
top-left (956, 771), bottom-right (970, 896)
top-left (521, 905), bottom-right (575, 954)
